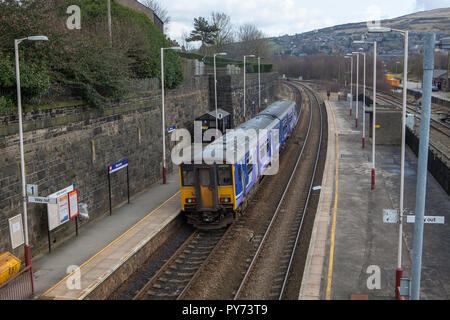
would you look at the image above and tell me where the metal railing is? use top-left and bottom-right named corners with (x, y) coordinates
top-left (0, 265), bottom-right (34, 300)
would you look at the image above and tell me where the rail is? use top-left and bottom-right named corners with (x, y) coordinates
top-left (233, 81), bottom-right (324, 299)
top-left (0, 265), bottom-right (34, 300)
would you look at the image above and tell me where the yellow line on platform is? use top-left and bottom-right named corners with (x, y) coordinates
top-left (40, 191), bottom-right (180, 299)
top-left (325, 102), bottom-right (339, 300)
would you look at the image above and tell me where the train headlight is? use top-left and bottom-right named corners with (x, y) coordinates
top-left (186, 198), bottom-right (197, 204)
top-left (220, 197), bottom-right (231, 203)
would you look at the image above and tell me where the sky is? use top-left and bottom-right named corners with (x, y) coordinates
top-left (142, 0), bottom-right (449, 45)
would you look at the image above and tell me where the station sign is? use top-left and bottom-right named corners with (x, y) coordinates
top-left (68, 189), bottom-right (79, 219)
top-left (27, 184), bottom-right (38, 197)
top-left (28, 196), bottom-right (58, 205)
top-left (109, 159), bottom-right (128, 174)
top-left (47, 184), bottom-right (75, 231)
top-left (406, 215), bottom-right (445, 224)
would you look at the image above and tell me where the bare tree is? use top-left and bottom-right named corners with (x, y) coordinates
top-left (237, 23), bottom-right (270, 59)
top-left (181, 30), bottom-right (193, 52)
top-left (140, 0), bottom-right (170, 25)
top-left (211, 12), bottom-right (234, 52)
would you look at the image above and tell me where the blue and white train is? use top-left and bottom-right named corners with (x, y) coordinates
top-left (179, 100), bottom-right (300, 229)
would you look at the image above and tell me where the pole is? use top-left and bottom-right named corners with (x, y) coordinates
top-left (356, 53), bottom-right (359, 128)
top-left (410, 32), bottom-right (434, 300)
top-left (258, 57), bottom-right (261, 113)
top-left (371, 42), bottom-right (377, 190)
top-left (127, 165), bottom-right (130, 204)
top-left (350, 56), bottom-right (353, 116)
top-left (161, 48), bottom-right (167, 184)
top-left (244, 56), bottom-right (246, 122)
top-left (107, 0), bottom-right (112, 46)
top-left (363, 53), bottom-right (366, 148)
top-left (396, 31), bottom-right (408, 294)
top-left (108, 169), bottom-right (112, 215)
top-left (214, 54), bottom-right (218, 134)
top-left (15, 39), bottom-right (31, 267)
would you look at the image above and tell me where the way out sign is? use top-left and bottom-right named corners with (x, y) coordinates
top-left (406, 215), bottom-right (445, 224)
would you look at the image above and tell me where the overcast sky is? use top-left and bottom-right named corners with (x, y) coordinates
top-left (141, 0), bottom-right (449, 44)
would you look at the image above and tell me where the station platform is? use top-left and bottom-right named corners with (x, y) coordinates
top-left (34, 172), bottom-right (181, 300)
top-left (300, 95), bottom-right (450, 300)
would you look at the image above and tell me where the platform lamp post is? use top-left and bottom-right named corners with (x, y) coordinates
top-left (345, 54), bottom-right (353, 116)
top-left (214, 52), bottom-right (227, 134)
top-left (107, 0), bottom-right (112, 46)
top-left (369, 26), bottom-right (409, 300)
top-left (15, 36), bottom-right (49, 267)
top-left (354, 39), bottom-right (377, 187)
top-left (353, 43), bottom-right (368, 147)
top-left (243, 54), bottom-right (255, 122)
top-left (352, 51), bottom-right (361, 128)
top-left (258, 57), bottom-right (263, 113)
top-left (161, 46), bottom-right (181, 184)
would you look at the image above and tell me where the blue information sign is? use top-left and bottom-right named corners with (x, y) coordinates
top-left (108, 159), bottom-right (128, 174)
top-left (167, 125), bottom-right (176, 133)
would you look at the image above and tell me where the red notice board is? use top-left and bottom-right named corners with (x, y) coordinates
top-left (68, 189), bottom-right (79, 219)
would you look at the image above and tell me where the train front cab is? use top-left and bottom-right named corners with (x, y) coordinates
top-left (180, 163), bottom-right (236, 229)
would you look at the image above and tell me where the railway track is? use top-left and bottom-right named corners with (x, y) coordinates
top-left (233, 82), bottom-right (324, 300)
top-left (132, 228), bottom-right (226, 300)
top-left (131, 82), bottom-right (325, 300)
top-left (371, 89), bottom-right (450, 163)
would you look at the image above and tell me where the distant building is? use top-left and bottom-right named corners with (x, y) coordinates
top-left (433, 69), bottom-right (449, 91)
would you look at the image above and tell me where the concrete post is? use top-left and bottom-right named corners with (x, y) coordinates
top-left (410, 32), bottom-right (435, 300)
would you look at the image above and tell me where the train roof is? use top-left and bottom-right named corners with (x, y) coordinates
top-left (192, 100), bottom-right (295, 164)
top-left (259, 99), bottom-right (295, 120)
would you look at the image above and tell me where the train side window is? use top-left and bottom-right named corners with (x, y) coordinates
top-left (283, 118), bottom-right (289, 132)
top-left (181, 166), bottom-right (195, 186)
top-left (217, 165), bottom-right (232, 186)
top-left (260, 139), bottom-right (268, 159)
top-left (246, 154), bottom-right (253, 177)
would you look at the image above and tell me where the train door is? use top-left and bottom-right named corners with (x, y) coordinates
top-left (198, 168), bottom-right (214, 209)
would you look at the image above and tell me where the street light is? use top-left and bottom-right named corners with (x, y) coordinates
top-left (258, 57), bottom-right (264, 113)
top-left (354, 39), bottom-right (377, 187)
top-left (352, 51), bottom-right (362, 128)
top-left (214, 52), bottom-right (227, 135)
top-left (14, 35), bottom-right (49, 267)
top-left (161, 46), bottom-right (181, 185)
top-left (369, 25), bottom-right (409, 299)
top-left (243, 54), bottom-right (256, 122)
top-left (353, 45), bottom-right (367, 147)
top-left (344, 54), bottom-right (353, 116)
top-left (107, 0), bottom-right (112, 46)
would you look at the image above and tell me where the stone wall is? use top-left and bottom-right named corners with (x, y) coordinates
top-left (211, 72), bottom-right (280, 127)
top-left (0, 72), bottom-right (281, 260)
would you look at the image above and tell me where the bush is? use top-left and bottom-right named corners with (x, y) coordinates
top-left (0, 54), bottom-right (51, 113)
top-left (0, 0), bottom-right (184, 109)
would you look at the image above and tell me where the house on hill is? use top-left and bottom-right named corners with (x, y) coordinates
top-left (433, 69), bottom-right (449, 91)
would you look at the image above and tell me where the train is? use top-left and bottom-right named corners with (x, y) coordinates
top-left (179, 99), bottom-right (300, 229)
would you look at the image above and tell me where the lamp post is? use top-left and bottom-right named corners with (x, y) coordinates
top-left (369, 26), bottom-right (409, 299)
top-left (345, 54), bottom-right (353, 116)
top-left (15, 35), bottom-right (49, 267)
top-left (354, 39), bottom-right (377, 186)
top-left (161, 46), bottom-right (181, 185)
top-left (243, 54), bottom-right (255, 122)
top-left (258, 57), bottom-right (263, 113)
top-left (214, 52), bottom-right (227, 134)
top-left (352, 51), bottom-right (361, 128)
top-left (107, 0), bottom-right (112, 46)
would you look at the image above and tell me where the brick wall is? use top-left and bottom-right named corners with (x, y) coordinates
top-left (0, 73), bottom-right (281, 260)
